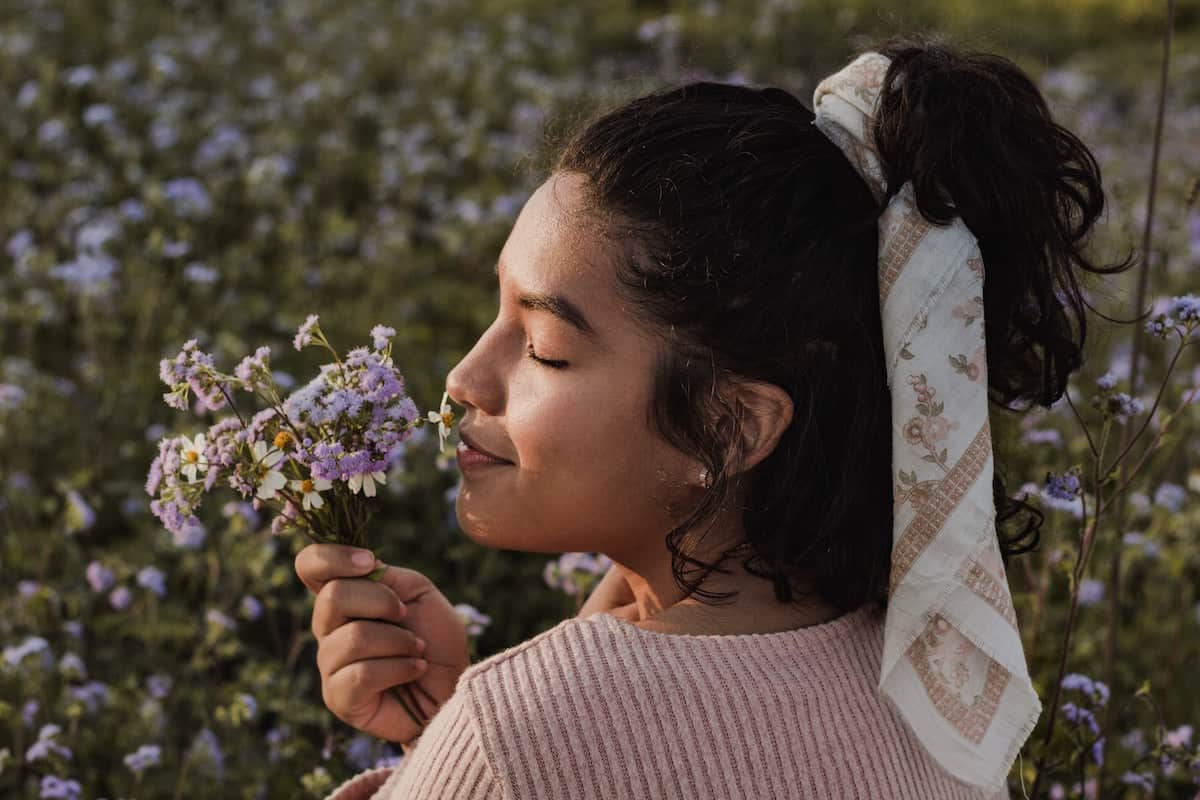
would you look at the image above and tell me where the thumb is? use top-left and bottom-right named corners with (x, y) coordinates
top-left (371, 563), bottom-right (435, 606)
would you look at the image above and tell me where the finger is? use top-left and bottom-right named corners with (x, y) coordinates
top-left (294, 543), bottom-right (381, 595)
top-left (317, 619), bottom-right (426, 679)
top-left (324, 656), bottom-right (430, 732)
top-left (312, 578), bottom-right (407, 639)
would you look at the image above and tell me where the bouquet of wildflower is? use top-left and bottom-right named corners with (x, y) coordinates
top-left (147, 315), bottom-right (456, 729)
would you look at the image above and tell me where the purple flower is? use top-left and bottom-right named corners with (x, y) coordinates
top-left (1095, 371), bottom-right (1118, 391)
top-left (136, 566), bottom-right (167, 597)
top-left (69, 681), bottom-right (109, 713)
top-left (1045, 471), bottom-right (1081, 502)
top-left (123, 743), bottom-right (162, 773)
top-left (58, 652), bottom-right (87, 681)
top-left (267, 724), bottom-right (291, 764)
top-left (22, 698), bottom-right (39, 726)
top-left (370, 324), bottom-right (396, 350)
top-left (345, 734), bottom-right (381, 771)
top-left (163, 177), bottom-right (212, 218)
top-left (172, 521), bottom-right (207, 549)
top-left (146, 673), bottom-right (174, 699)
top-left (237, 693), bottom-right (258, 720)
top-left (1164, 724), bottom-right (1193, 749)
top-left (1121, 771), bottom-right (1155, 791)
top-left (1091, 736), bottom-right (1105, 765)
top-left (1078, 579), bottom-right (1105, 607)
top-left (189, 728), bottom-right (224, 778)
top-left (0, 382), bottom-right (26, 411)
top-left (235, 346), bottom-right (272, 392)
top-left (1169, 294), bottom-right (1199, 324)
top-left (1104, 392), bottom-right (1145, 423)
top-left (3, 636), bottom-right (51, 669)
top-left (1153, 482), bottom-right (1185, 513)
top-left (1021, 428), bottom-right (1062, 446)
top-left (62, 620), bottom-right (83, 640)
top-left (206, 608), bottom-right (236, 632)
top-left (19, 580), bottom-right (41, 598)
top-left (240, 595), bottom-right (263, 621)
top-left (183, 261), bottom-right (219, 284)
top-left (39, 775), bottom-right (81, 799)
top-left (294, 314), bottom-right (320, 350)
top-left (26, 724), bottom-right (72, 762)
top-left (109, 586), bottom-right (132, 610)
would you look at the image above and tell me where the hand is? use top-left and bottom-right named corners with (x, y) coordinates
top-left (576, 562), bottom-right (638, 621)
top-left (294, 544), bottom-right (471, 745)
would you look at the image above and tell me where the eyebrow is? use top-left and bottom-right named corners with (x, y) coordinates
top-left (493, 260), bottom-right (600, 343)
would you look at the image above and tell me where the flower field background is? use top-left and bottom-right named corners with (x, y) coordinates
top-left (1, 0), bottom-right (1199, 797)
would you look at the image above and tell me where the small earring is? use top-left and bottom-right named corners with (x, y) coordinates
top-left (697, 467), bottom-right (712, 489)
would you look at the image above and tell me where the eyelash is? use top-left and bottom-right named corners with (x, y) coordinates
top-left (526, 343), bottom-right (568, 370)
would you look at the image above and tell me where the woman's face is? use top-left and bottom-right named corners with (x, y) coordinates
top-left (444, 171), bottom-right (701, 566)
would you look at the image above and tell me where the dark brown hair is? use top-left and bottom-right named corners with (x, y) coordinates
top-left (551, 32), bottom-right (1137, 613)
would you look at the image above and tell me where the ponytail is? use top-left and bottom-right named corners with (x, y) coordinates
top-left (866, 33), bottom-right (1140, 555)
top-left (869, 33), bottom-right (1138, 411)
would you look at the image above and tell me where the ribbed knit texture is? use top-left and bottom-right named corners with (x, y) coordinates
top-left (324, 603), bottom-right (1013, 800)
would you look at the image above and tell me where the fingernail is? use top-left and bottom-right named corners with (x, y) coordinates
top-left (351, 550), bottom-right (375, 568)
top-left (415, 659), bottom-right (427, 670)
top-left (416, 638), bottom-right (426, 653)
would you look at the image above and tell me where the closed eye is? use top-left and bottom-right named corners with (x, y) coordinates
top-left (526, 343), bottom-right (568, 369)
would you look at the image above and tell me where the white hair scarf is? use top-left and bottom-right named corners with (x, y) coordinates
top-left (811, 51), bottom-right (1042, 795)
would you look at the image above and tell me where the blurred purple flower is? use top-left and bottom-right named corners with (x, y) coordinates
top-left (26, 724), bottom-right (71, 762)
top-left (163, 177), bottom-right (212, 218)
top-left (1078, 579), bottom-right (1105, 607)
top-left (172, 521), bottom-right (207, 549)
top-left (1153, 482), bottom-right (1185, 512)
top-left (86, 561), bottom-right (115, 593)
top-left (206, 608), bottom-right (236, 632)
top-left (69, 681), bottom-right (109, 713)
top-left (183, 262), bottom-right (219, 284)
top-left (0, 382), bottom-right (27, 411)
top-left (146, 673), bottom-right (174, 699)
top-left (58, 652), bottom-right (86, 681)
top-left (39, 775), bottom-right (81, 800)
top-left (136, 565), bottom-right (167, 597)
top-left (3, 636), bottom-right (51, 670)
top-left (123, 743), bottom-right (162, 773)
top-left (240, 595), bottom-right (263, 621)
top-left (1165, 724), bottom-right (1193, 749)
top-left (22, 698), bottom-right (39, 726)
top-left (109, 586), bottom-right (132, 610)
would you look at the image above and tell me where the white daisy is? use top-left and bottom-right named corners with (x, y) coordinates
top-left (178, 433), bottom-right (208, 484)
top-left (347, 470), bottom-right (386, 498)
top-left (288, 476), bottom-right (332, 511)
top-left (426, 390), bottom-right (455, 451)
top-left (251, 440), bottom-right (287, 501)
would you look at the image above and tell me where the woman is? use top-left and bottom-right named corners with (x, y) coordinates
top-left (295, 32), bottom-right (1132, 799)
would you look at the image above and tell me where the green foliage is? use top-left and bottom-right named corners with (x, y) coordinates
top-left (0, 0), bottom-right (1198, 798)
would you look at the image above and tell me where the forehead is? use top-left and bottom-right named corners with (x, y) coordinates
top-left (495, 173), bottom-right (627, 337)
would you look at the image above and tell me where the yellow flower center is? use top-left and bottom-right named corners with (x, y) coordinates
top-left (185, 451), bottom-right (199, 462)
top-left (274, 431), bottom-right (291, 449)
top-left (301, 479), bottom-right (314, 493)
top-left (440, 410), bottom-right (455, 427)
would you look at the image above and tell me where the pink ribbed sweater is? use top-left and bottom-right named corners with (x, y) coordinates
top-left (324, 603), bottom-right (1011, 800)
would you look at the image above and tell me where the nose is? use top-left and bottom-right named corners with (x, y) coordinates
top-left (445, 322), bottom-right (505, 417)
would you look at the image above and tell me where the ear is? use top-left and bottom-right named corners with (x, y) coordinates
top-left (721, 378), bottom-right (794, 476)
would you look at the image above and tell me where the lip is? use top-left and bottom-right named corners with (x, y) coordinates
top-left (458, 428), bottom-right (513, 464)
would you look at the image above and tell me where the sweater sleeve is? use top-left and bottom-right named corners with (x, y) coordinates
top-left (372, 681), bottom-right (505, 800)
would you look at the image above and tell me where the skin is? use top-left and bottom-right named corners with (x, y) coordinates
top-left (445, 170), bottom-right (841, 636)
top-left (292, 170), bottom-right (845, 750)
